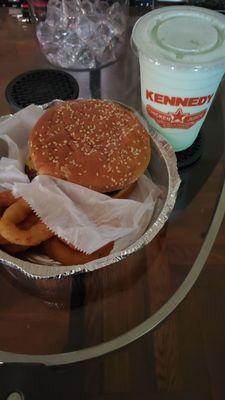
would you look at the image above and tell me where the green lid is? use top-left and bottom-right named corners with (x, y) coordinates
top-left (131, 6), bottom-right (225, 71)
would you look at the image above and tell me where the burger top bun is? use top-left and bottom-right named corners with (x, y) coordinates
top-left (28, 99), bottom-right (151, 193)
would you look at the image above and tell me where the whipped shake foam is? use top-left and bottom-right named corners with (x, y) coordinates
top-left (132, 6), bottom-right (225, 151)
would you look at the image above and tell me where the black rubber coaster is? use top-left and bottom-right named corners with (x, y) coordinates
top-left (5, 69), bottom-right (79, 111)
top-left (176, 130), bottom-right (204, 169)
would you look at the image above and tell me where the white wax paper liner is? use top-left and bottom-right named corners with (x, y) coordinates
top-left (0, 104), bottom-right (160, 254)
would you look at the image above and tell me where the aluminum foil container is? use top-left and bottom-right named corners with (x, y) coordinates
top-left (0, 101), bottom-right (180, 279)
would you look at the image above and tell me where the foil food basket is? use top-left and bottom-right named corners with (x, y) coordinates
top-left (0, 101), bottom-right (181, 279)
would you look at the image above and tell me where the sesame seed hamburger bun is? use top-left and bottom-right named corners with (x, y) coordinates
top-left (28, 99), bottom-right (151, 193)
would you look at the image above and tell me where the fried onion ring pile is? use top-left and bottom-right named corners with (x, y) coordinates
top-left (0, 191), bottom-right (113, 264)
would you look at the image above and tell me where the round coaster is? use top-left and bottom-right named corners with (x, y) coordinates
top-left (176, 131), bottom-right (204, 169)
top-left (5, 69), bottom-right (79, 111)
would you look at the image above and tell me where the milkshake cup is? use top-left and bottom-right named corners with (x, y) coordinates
top-left (131, 6), bottom-right (225, 152)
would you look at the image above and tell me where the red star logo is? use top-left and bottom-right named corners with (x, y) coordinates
top-left (171, 108), bottom-right (186, 122)
top-left (146, 104), bottom-right (207, 129)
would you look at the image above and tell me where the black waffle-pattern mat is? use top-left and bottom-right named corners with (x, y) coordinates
top-left (176, 131), bottom-right (204, 169)
top-left (5, 69), bottom-right (79, 111)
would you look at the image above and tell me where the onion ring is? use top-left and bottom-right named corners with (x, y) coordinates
top-left (43, 237), bottom-right (113, 266)
top-left (0, 212), bottom-right (40, 246)
top-left (0, 234), bottom-right (10, 245)
top-left (2, 244), bottom-right (29, 254)
top-left (0, 191), bottom-right (16, 209)
top-left (0, 191), bottom-right (16, 219)
top-left (0, 191), bottom-right (17, 245)
top-left (0, 198), bottom-right (53, 246)
top-left (19, 212), bottom-right (40, 230)
top-left (0, 212), bottom-right (42, 254)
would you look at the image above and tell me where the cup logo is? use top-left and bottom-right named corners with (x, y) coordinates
top-left (145, 90), bottom-right (214, 130)
top-left (146, 105), bottom-right (207, 129)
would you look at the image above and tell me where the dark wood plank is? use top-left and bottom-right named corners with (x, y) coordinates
top-left (0, 268), bottom-right (72, 355)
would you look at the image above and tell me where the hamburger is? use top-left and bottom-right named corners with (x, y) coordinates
top-left (23, 99), bottom-right (151, 265)
top-left (27, 99), bottom-right (151, 197)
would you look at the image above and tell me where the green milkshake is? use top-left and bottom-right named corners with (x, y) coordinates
top-left (132, 6), bottom-right (225, 151)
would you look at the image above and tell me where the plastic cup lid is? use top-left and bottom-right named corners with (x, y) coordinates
top-left (131, 6), bottom-right (225, 71)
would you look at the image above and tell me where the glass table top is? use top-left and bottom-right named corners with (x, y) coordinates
top-left (0, 9), bottom-right (224, 366)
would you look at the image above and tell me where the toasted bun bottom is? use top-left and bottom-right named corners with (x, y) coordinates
top-left (111, 182), bottom-right (136, 199)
